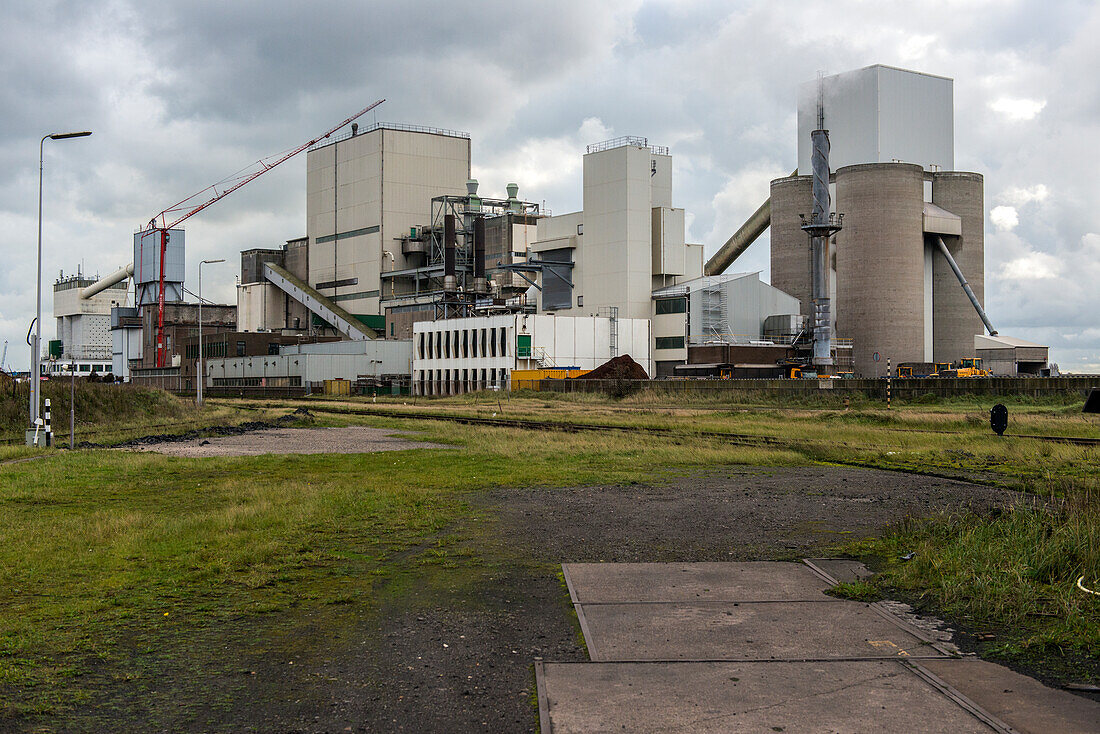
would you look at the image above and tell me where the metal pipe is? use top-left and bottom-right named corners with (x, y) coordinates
top-left (79, 263), bottom-right (134, 299)
top-left (704, 170), bottom-right (797, 276)
top-left (443, 214), bottom-right (457, 293)
top-left (935, 236), bottom-right (997, 336)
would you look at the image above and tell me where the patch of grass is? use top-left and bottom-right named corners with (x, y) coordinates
top-left (843, 493), bottom-right (1100, 675)
top-left (0, 419), bottom-right (804, 721)
top-left (826, 580), bottom-right (881, 602)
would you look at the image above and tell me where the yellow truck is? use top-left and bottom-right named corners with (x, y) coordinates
top-left (939, 357), bottom-right (990, 378)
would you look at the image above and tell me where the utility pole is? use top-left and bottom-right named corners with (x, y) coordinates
top-left (197, 259), bottom-right (225, 406)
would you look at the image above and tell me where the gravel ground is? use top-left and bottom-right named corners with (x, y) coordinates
top-left (202, 467), bottom-right (1016, 733)
top-left (126, 426), bottom-right (448, 457)
top-left (28, 466), bottom-right (1020, 733)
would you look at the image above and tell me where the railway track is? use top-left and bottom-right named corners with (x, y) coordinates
top-left (229, 400), bottom-right (1100, 449)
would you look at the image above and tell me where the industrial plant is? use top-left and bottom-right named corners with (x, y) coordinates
top-left (44, 64), bottom-right (1050, 396)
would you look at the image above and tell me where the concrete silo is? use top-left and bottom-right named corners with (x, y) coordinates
top-left (932, 172), bottom-right (985, 364)
top-left (835, 163), bottom-right (926, 376)
top-left (768, 175), bottom-right (814, 320)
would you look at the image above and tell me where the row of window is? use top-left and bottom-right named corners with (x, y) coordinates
top-left (46, 363), bottom-right (111, 374)
top-left (414, 368), bottom-right (509, 395)
top-left (417, 327), bottom-right (509, 360)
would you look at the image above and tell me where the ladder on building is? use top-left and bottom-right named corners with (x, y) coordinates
top-left (598, 306), bottom-right (619, 357)
top-left (701, 286), bottom-right (726, 339)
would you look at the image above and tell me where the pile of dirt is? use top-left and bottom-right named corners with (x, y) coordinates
top-left (75, 409), bottom-right (313, 449)
top-left (575, 354), bottom-right (648, 380)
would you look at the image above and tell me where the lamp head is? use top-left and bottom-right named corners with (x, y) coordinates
top-left (50, 131), bottom-right (92, 140)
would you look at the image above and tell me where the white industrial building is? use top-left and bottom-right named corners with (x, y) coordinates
top-left (650, 273), bottom-right (802, 376)
top-left (412, 314), bottom-right (650, 394)
top-left (50, 272), bottom-right (130, 376)
top-left (529, 137), bottom-right (705, 321)
top-left (205, 338), bottom-right (412, 389)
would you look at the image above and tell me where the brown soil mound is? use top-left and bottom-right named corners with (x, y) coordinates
top-left (576, 354), bottom-right (649, 380)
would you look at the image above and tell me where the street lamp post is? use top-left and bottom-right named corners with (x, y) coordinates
top-left (197, 259), bottom-right (225, 406)
top-left (30, 131), bottom-right (91, 434)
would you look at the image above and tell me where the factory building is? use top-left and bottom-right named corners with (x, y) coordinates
top-left (412, 314), bottom-right (650, 395)
top-left (61, 63), bottom-right (1047, 390)
top-left (650, 273), bottom-right (803, 376)
top-left (49, 271), bottom-right (129, 376)
top-left (764, 65), bottom-right (1042, 377)
top-left (530, 137), bottom-right (705, 321)
top-left (204, 339), bottom-right (412, 391)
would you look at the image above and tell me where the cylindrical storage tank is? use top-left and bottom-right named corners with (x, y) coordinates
top-left (835, 163), bottom-right (926, 377)
top-left (932, 172), bottom-right (985, 365)
top-left (769, 175), bottom-right (814, 320)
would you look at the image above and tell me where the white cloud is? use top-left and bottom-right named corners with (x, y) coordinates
top-left (1000, 251), bottom-right (1061, 280)
top-left (988, 97), bottom-right (1047, 121)
top-left (1002, 184), bottom-right (1048, 206)
top-left (990, 205), bottom-right (1019, 231)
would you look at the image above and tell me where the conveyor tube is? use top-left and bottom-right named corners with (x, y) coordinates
top-left (935, 236), bottom-right (997, 336)
top-left (79, 263), bottom-right (134, 300)
top-left (704, 170), bottom-right (797, 276)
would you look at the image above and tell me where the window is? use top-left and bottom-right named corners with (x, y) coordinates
top-left (267, 343), bottom-right (280, 355)
top-left (655, 297), bottom-right (687, 314)
top-left (655, 336), bottom-right (686, 350)
top-left (577, 295), bottom-right (583, 307)
top-left (236, 341), bottom-right (246, 356)
top-left (577, 223), bottom-right (583, 235)
top-left (418, 333), bottom-right (425, 359)
top-left (481, 329), bottom-right (488, 357)
top-left (541, 247), bottom-right (573, 310)
top-left (390, 322), bottom-right (395, 337)
top-left (499, 327), bottom-right (507, 356)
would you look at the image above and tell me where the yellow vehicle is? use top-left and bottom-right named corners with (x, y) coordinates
top-left (940, 357), bottom-right (990, 378)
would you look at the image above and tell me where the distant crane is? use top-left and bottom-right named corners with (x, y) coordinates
top-left (1, 340), bottom-right (8, 373)
top-left (137, 100), bottom-right (385, 366)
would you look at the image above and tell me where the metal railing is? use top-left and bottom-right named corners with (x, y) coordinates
top-left (310, 122), bottom-right (471, 151)
top-left (585, 136), bottom-right (669, 155)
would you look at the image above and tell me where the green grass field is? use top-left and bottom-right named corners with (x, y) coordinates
top-left (1, 387), bottom-right (1097, 724)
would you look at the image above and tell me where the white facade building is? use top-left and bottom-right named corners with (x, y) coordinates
top-left (797, 65), bottom-right (953, 175)
top-left (413, 314), bottom-right (651, 394)
top-left (205, 338), bottom-right (412, 388)
top-left (650, 273), bottom-right (802, 376)
top-left (531, 138), bottom-right (704, 323)
top-left (306, 124), bottom-right (471, 318)
top-left (51, 273), bottom-right (130, 376)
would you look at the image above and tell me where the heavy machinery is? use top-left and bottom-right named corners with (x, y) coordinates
top-left (938, 357), bottom-right (990, 378)
top-left (897, 362), bottom-right (950, 378)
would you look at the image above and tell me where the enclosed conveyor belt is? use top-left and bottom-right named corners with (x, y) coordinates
top-left (704, 170), bottom-right (797, 276)
top-left (935, 236), bottom-right (997, 336)
top-left (79, 263), bottom-right (134, 300)
top-left (263, 262), bottom-right (378, 340)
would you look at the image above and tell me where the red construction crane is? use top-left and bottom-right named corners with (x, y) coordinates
top-left (142, 99), bottom-right (385, 367)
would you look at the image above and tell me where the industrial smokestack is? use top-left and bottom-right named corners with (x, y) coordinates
top-left (473, 216), bottom-right (487, 294)
top-left (444, 213), bottom-right (457, 293)
top-left (800, 81), bottom-right (842, 374)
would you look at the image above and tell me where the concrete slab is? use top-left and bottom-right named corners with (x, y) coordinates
top-left (537, 660), bottom-right (996, 733)
top-left (919, 658), bottom-right (1100, 734)
top-left (562, 561), bottom-right (833, 604)
top-left (576, 600), bottom-right (947, 661)
top-left (805, 557), bottom-right (875, 584)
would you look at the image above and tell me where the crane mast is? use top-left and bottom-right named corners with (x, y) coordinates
top-left (141, 99), bottom-right (385, 366)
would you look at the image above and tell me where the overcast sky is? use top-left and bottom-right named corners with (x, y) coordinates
top-left (2, 0), bottom-right (1097, 372)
